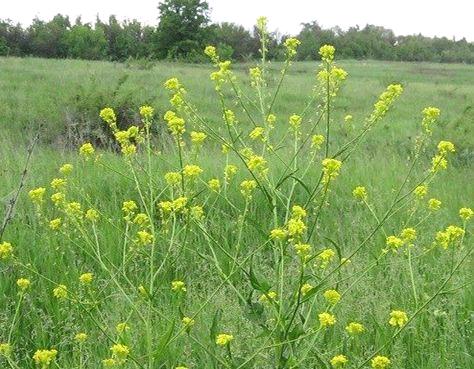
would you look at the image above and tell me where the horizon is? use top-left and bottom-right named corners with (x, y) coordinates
top-left (2, 0), bottom-right (473, 42)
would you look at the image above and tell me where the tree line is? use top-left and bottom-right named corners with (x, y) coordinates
top-left (1, 0), bottom-right (473, 63)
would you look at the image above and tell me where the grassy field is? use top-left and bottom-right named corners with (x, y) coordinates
top-left (0, 55), bottom-right (473, 369)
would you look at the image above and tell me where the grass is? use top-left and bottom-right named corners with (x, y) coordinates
top-left (0, 55), bottom-right (473, 369)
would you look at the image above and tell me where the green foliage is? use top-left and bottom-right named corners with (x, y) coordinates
top-left (155, 0), bottom-right (211, 59)
top-left (64, 23), bottom-right (107, 60)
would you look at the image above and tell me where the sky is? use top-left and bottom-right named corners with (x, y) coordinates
top-left (1, 0), bottom-right (473, 41)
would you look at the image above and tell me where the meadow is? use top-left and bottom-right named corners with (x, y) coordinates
top-left (0, 38), bottom-right (473, 369)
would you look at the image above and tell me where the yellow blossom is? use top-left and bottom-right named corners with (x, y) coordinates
top-left (65, 202), bottom-right (82, 218)
top-left (0, 343), bottom-right (12, 357)
top-left (50, 178), bottom-right (66, 190)
top-left (100, 107), bottom-right (117, 127)
top-left (79, 273), bottom-right (93, 285)
top-left (116, 323), bottom-right (130, 334)
top-left (182, 316), bottom-right (195, 328)
top-left (0, 241), bottom-right (13, 260)
top-left (289, 114), bottom-right (302, 130)
top-left (353, 186), bottom-right (368, 201)
top-left (459, 207), bottom-right (473, 221)
top-left (270, 228), bottom-right (287, 241)
top-left (29, 187), bottom-right (46, 205)
top-left (437, 140), bottom-right (455, 154)
top-left (33, 349), bottom-right (58, 368)
top-left (401, 228), bottom-right (417, 243)
top-left (345, 322), bottom-right (365, 335)
top-left (294, 243), bottom-right (312, 258)
top-left (330, 355), bottom-right (348, 368)
top-left (389, 310), bottom-right (408, 328)
top-left (53, 284), bottom-right (68, 300)
top-left (51, 192), bottom-right (65, 205)
top-left (171, 280), bottom-right (186, 292)
top-left (292, 205), bottom-right (307, 219)
top-left (259, 291), bottom-right (277, 303)
top-left (183, 164), bottom-right (203, 178)
top-left (190, 131), bottom-right (207, 145)
top-left (102, 358), bottom-right (117, 367)
top-left (249, 126), bottom-right (265, 140)
top-left (322, 158), bottom-right (342, 183)
top-left (74, 333), bottom-right (88, 344)
top-left (287, 218), bottom-right (307, 238)
top-left (49, 218), bottom-right (61, 230)
top-left (428, 198), bottom-right (441, 211)
top-left (136, 230), bottom-right (154, 245)
top-left (319, 312), bottom-right (336, 327)
top-left (311, 134), bottom-right (325, 149)
top-left (371, 356), bottom-right (391, 369)
top-left (139, 105), bottom-right (154, 120)
top-left (323, 289), bottom-right (341, 304)
top-left (122, 200), bottom-right (137, 214)
top-left (85, 209), bottom-right (99, 222)
top-left (216, 333), bottom-right (233, 346)
top-left (79, 143), bottom-right (95, 158)
top-left (300, 283), bottom-right (313, 296)
top-left (110, 344), bottom-right (129, 363)
top-left (319, 44), bottom-right (335, 62)
top-left (421, 106), bottom-right (440, 133)
top-left (59, 163), bottom-right (73, 175)
top-left (386, 235), bottom-right (403, 251)
top-left (164, 77), bottom-right (181, 91)
top-left (240, 179), bottom-right (257, 198)
top-left (17, 278), bottom-right (31, 291)
top-left (204, 45), bottom-right (217, 59)
top-left (208, 178), bottom-right (221, 192)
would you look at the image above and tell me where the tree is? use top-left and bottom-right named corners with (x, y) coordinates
top-left (211, 22), bottom-right (256, 60)
top-left (154, 0), bottom-right (211, 59)
top-left (65, 22), bottom-right (107, 60)
top-left (27, 14), bottom-right (70, 58)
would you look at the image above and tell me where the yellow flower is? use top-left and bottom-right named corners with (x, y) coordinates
top-left (345, 322), bottom-right (365, 335)
top-left (389, 310), bottom-right (408, 328)
top-left (300, 283), bottom-right (313, 296)
top-left (223, 109), bottom-right (236, 125)
top-left (171, 280), bottom-right (186, 292)
top-left (437, 140), bottom-right (455, 154)
top-left (289, 114), bottom-right (302, 130)
top-left (79, 143), bottom-right (95, 158)
top-left (79, 273), bottom-right (93, 285)
top-left (190, 205), bottom-right (205, 221)
top-left (0, 241), bottom-right (13, 260)
top-left (216, 333), bottom-right (233, 346)
top-left (431, 154), bottom-right (448, 172)
top-left (368, 84), bottom-right (403, 124)
top-left (110, 344), bottom-right (129, 362)
top-left (51, 192), bottom-right (65, 205)
top-left (99, 107), bottom-right (117, 126)
top-left (459, 207), bottom-right (473, 221)
top-left (311, 134), bottom-right (325, 149)
top-left (0, 343), bottom-right (12, 357)
top-left (287, 218), bottom-right (306, 238)
top-left (319, 44), bottom-right (335, 62)
top-left (246, 155), bottom-right (267, 174)
top-left (284, 37), bottom-right (301, 58)
top-left (428, 198), bottom-right (441, 211)
top-left (50, 178), bottom-right (66, 190)
top-left (176, 366), bottom-right (188, 369)
top-left (204, 45), bottom-right (217, 59)
top-left (344, 114), bottom-right (353, 123)
top-left (352, 186), bottom-right (368, 201)
top-left (414, 185), bottom-right (428, 198)
top-left (164, 172), bottom-right (182, 186)
top-left (259, 291), bottom-right (277, 303)
top-left (166, 115), bottom-right (186, 136)
top-left (240, 179), bottom-right (257, 198)
top-left (136, 230), bottom-right (154, 246)
top-left (33, 349), bottom-right (58, 367)
top-left (400, 228), bottom-right (416, 243)
top-left (386, 235), bottom-right (403, 251)
top-left (183, 164), bottom-right (203, 178)
top-left (74, 332), bottom-right (88, 343)
top-left (122, 200), bottom-right (138, 214)
top-left (116, 323), bottom-right (131, 334)
top-left (224, 164), bottom-right (238, 181)
top-left (318, 312), bottom-right (336, 327)
top-left (59, 163), bottom-right (73, 175)
top-left (249, 126), bottom-right (265, 140)
top-left (421, 106), bottom-right (440, 133)
top-left (266, 114), bottom-right (276, 127)
top-left (164, 77), bottom-right (181, 91)
top-left (65, 202), bottom-right (82, 218)
top-left (49, 218), bottom-right (62, 230)
top-left (436, 225), bottom-right (464, 249)
top-left (323, 289), bottom-right (341, 304)
top-left (294, 243), bottom-right (312, 258)
top-left (190, 131), bottom-right (207, 145)
top-left (322, 158), bottom-right (342, 183)
top-left (102, 358), bottom-right (117, 367)
top-left (182, 316), bottom-right (195, 328)
top-left (371, 356), bottom-right (391, 369)
top-left (317, 248), bottom-right (335, 268)
top-left (53, 284), bottom-right (68, 300)
top-left (208, 178), bottom-right (221, 192)
top-left (85, 209), bottom-right (99, 222)
top-left (17, 278), bottom-right (31, 291)
top-left (270, 228), bottom-right (287, 241)
top-left (139, 105), bottom-right (154, 120)
top-left (29, 187), bottom-right (46, 205)
top-left (133, 213), bottom-right (149, 226)
top-left (292, 205), bottom-right (307, 219)
top-left (330, 354), bottom-right (348, 367)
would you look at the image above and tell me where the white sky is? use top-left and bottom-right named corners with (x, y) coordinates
top-left (1, 0), bottom-right (473, 41)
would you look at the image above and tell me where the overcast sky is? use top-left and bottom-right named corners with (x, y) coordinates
top-left (2, 0), bottom-right (473, 41)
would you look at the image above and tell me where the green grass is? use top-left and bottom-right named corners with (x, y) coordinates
top-left (0, 56), bottom-right (473, 369)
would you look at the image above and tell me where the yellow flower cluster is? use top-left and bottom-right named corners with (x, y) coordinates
top-left (0, 241), bottom-right (13, 260)
top-left (352, 186), bottom-right (368, 201)
top-left (99, 107), bottom-right (117, 128)
top-left (29, 187), bottom-right (46, 205)
top-left (459, 207), bottom-right (473, 221)
top-left (318, 312), bottom-right (336, 327)
top-left (79, 143), bottom-right (95, 158)
top-left (240, 179), bottom-right (257, 199)
top-left (0, 343), bottom-right (12, 357)
top-left (371, 355), bottom-right (391, 369)
top-left (428, 198), bottom-right (442, 211)
top-left (53, 284), bottom-right (68, 300)
top-left (183, 164), bottom-right (203, 178)
top-left (345, 322), bottom-right (365, 335)
top-left (79, 272), bottom-right (93, 284)
top-left (33, 349), bottom-right (58, 368)
top-left (367, 84), bottom-right (403, 125)
top-left (17, 278), bottom-right (31, 291)
top-left (330, 354), bottom-right (348, 368)
top-left (323, 289), bottom-right (341, 304)
top-left (435, 225), bottom-right (465, 249)
top-left (322, 158), bottom-right (342, 183)
top-left (284, 37), bottom-right (301, 58)
top-left (319, 44), bottom-right (335, 62)
top-left (164, 111), bottom-right (186, 136)
top-left (139, 105), bottom-right (154, 120)
top-left (389, 310), bottom-right (408, 328)
top-left (216, 333), bottom-right (233, 346)
top-left (421, 106), bottom-right (440, 134)
top-left (431, 140), bottom-right (455, 172)
top-left (259, 291), bottom-right (277, 303)
top-left (74, 332), bottom-right (88, 343)
top-left (171, 280), bottom-right (186, 292)
top-left (311, 134), bottom-right (325, 149)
